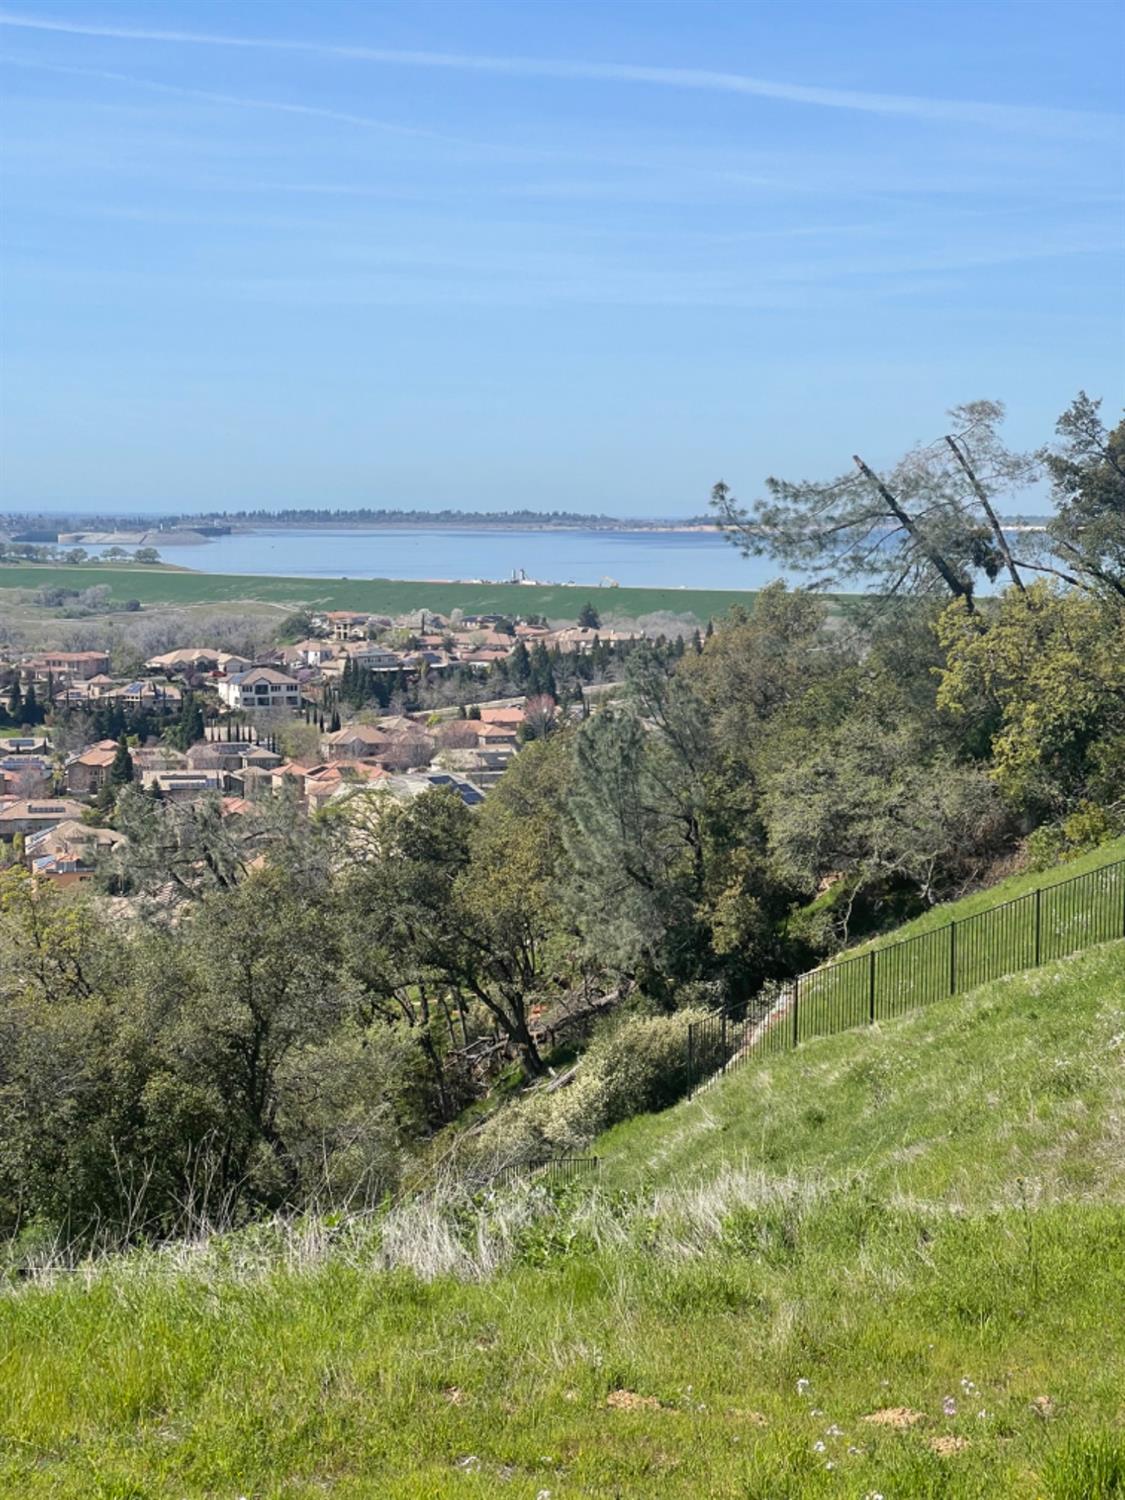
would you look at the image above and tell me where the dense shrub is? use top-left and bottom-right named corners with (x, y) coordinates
top-left (472, 1008), bottom-right (710, 1170)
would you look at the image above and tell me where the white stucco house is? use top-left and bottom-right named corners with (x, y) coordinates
top-left (217, 667), bottom-right (302, 712)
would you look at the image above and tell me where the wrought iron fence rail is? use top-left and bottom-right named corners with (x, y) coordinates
top-left (687, 857), bottom-right (1125, 1093)
top-left (489, 1156), bottom-right (601, 1192)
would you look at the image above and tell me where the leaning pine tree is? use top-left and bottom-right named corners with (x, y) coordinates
top-left (710, 399), bottom-right (1042, 609)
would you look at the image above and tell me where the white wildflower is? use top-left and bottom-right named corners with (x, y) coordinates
top-left (813, 1440), bottom-right (826, 1452)
top-left (797, 1377), bottom-right (810, 1395)
top-left (942, 1396), bottom-right (957, 1416)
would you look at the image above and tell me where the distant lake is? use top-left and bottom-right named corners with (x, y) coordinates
top-left (132, 526), bottom-right (810, 591)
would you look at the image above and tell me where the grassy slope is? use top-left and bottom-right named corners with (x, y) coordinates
top-left (850, 836), bottom-right (1125, 958)
top-left (788, 839), bottom-right (1125, 1044)
top-left (598, 938), bottom-right (1125, 1198)
top-left (0, 563), bottom-right (762, 625)
top-left (2, 942), bottom-right (1123, 1498)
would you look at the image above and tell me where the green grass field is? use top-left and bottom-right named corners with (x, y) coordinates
top-left (0, 562), bottom-right (763, 626)
top-left (2, 939), bottom-right (1123, 1498)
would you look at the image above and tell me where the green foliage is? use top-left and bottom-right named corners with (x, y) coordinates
top-left (1026, 802), bottom-right (1123, 871)
top-left (164, 691), bottom-right (205, 750)
top-left (274, 608), bottom-right (314, 643)
top-left (108, 736), bottom-right (134, 787)
top-left (1042, 391), bottom-right (1125, 603)
top-left (937, 584), bottom-right (1125, 817)
top-left (471, 1007), bottom-right (710, 1168)
top-left (764, 724), bottom-right (1008, 934)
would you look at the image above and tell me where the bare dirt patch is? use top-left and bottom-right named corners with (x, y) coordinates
top-left (861, 1407), bottom-right (926, 1429)
top-left (929, 1435), bottom-right (970, 1456)
top-left (606, 1389), bottom-right (663, 1412)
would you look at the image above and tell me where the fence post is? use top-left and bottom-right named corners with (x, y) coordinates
top-left (1035, 886), bottom-right (1042, 966)
top-left (721, 1009), bottom-right (728, 1060)
top-left (949, 920), bottom-right (957, 996)
top-left (686, 1023), bottom-right (694, 1093)
top-left (868, 948), bottom-right (876, 1025)
top-left (791, 976), bottom-right (800, 1048)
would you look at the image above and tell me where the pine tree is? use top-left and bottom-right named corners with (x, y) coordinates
top-left (578, 600), bottom-right (601, 630)
top-left (24, 684), bottom-right (42, 726)
top-left (329, 710), bottom-right (340, 732)
top-left (93, 778), bottom-right (116, 820)
top-left (510, 639), bottom-right (531, 687)
top-left (109, 736), bottom-right (134, 787)
top-left (527, 642), bottom-right (557, 698)
top-left (8, 679), bottom-right (23, 723)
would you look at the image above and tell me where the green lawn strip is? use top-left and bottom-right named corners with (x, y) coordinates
top-left (0, 564), bottom-right (774, 625)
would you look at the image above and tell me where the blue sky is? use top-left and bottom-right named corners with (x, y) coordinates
top-left (1, 0), bottom-right (1122, 516)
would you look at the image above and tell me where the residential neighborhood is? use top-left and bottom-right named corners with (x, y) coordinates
top-left (0, 601), bottom-right (659, 885)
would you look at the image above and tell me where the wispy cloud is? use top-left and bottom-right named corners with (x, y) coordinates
top-left (0, 8), bottom-right (1114, 137)
top-left (0, 53), bottom-right (491, 147)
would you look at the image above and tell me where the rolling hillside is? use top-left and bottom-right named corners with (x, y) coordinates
top-left (2, 938), bottom-right (1122, 1498)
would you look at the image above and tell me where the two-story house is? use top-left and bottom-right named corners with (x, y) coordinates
top-left (217, 667), bottom-right (302, 712)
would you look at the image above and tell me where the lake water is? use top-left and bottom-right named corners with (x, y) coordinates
top-left (137, 526), bottom-right (805, 591)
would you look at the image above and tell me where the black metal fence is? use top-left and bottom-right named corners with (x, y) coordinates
top-left (687, 856), bottom-right (1125, 1093)
top-left (489, 1156), bottom-right (601, 1193)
